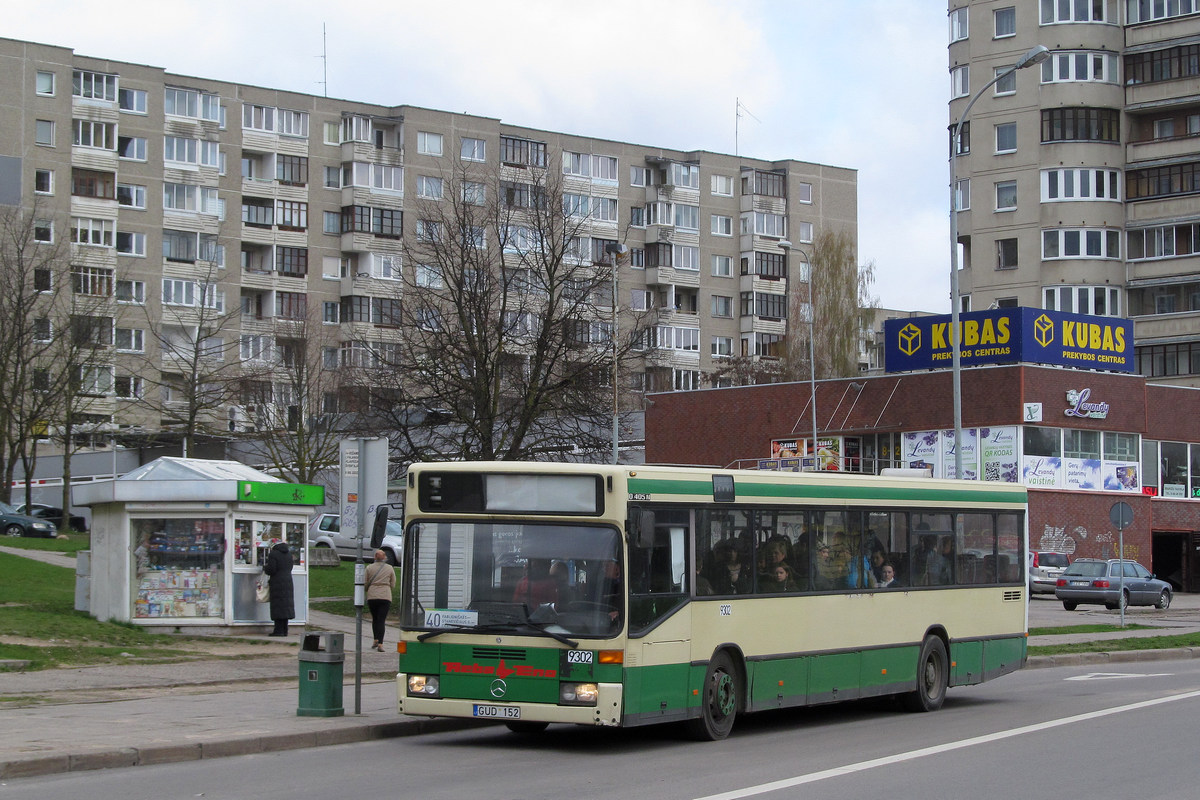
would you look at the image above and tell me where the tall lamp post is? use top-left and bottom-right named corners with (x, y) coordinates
top-left (779, 240), bottom-right (818, 469)
top-left (949, 44), bottom-right (1049, 479)
top-left (604, 242), bottom-right (630, 464)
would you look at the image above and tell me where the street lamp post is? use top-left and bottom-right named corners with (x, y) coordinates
top-left (604, 242), bottom-right (630, 464)
top-left (949, 44), bottom-right (1050, 479)
top-left (779, 240), bottom-right (818, 469)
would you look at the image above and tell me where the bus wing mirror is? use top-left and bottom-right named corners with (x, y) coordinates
top-left (630, 509), bottom-right (655, 548)
top-left (369, 507), bottom-right (389, 549)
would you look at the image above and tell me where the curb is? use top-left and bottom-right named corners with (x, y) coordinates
top-left (0, 717), bottom-right (483, 780)
top-left (1026, 646), bottom-right (1200, 669)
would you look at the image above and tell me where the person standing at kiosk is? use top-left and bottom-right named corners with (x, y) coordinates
top-left (263, 540), bottom-right (294, 636)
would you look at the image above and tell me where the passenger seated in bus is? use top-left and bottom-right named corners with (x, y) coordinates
top-left (845, 537), bottom-right (877, 589)
top-left (707, 540), bottom-right (752, 594)
top-left (877, 562), bottom-right (900, 588)
top-left (869, 544), bottom-right (888, 584)
top-left (759, 563), bottom-right (798, 593)
top-left (812, 544), bottom-right (838, 591)
top-left (512, 558), bottom-right (559, 607)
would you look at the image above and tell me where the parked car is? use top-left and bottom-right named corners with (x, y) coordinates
top-left (1028, 550), bottom-right (1070, 594)
top-left (0, 502), bottom-right (58, 538)
top-left (13, 503), bottom-right (88, 532)
top-left (1054, 558), bottom-right (1172, 611)
top-left (308, 512), bottom-right (403, 565)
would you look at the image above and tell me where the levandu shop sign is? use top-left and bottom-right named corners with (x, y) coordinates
top-left (884, 307), bottom-right (1132, 374)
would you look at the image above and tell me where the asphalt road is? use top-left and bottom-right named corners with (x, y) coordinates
top-left (9, 657), bottom-right (1200, 800)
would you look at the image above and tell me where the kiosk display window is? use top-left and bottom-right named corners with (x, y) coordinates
top-left (132, 518), bottom-right (225, 619)
top-left (233, 520), bottom-right (307, 568)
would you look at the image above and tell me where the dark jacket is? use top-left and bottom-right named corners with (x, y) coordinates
top-left (263, 542), bottom-right (295, 620)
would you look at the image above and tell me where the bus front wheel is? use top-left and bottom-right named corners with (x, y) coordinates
top-left (903, 636), bottom-right (948, 713)
top-left (687, 651), bottom-right (740, 741)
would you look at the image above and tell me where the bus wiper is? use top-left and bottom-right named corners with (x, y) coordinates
top-left (517, 619), bottom-right (578, 648)
top-left (416, 621), bottom-right (523, 642)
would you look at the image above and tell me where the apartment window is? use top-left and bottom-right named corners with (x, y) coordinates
top-left (370, 253), bottom-right (399, 280)
top-left (371, 164), bottom-right (403, 192)
top-left (164, 87), bottom-right (200, 117)
top-left (994, 66), bottom-right (1016, 95)
top-left (951, 65), bottom-right (969, 98)
top-left (997, 238), bottom-right (1018, 269)
top-left (1125, 43), bottom-right (1200, 85)
top-left (1040, 0), bottom-right (1106, 22)
top-left (670, 163), bottom-right (701, 189)
top-left (753, 334), bottom-right (785, 358)
top-left (35, 169), bottom-right (53, 194)
top-left (1042, 228), bottom-right (1122, 259)
top-left (34, 220), bottom-right (53, 243)
top-left (742, 292), bottom-right (788, 320)
top-left (34, 318), bottom-right (52, 342)
top-left (72, 266), bottom-right (114, 296)
top-left (73, 119), bottom-right (116, 150)
top-left (72, 70), bottom-right (117, 101)
top-left (116, 231), bottom-right (146, 256)
top-left (461, 137), bottom-right (486, 162)
top-left (372, 208), bottom-right (402, 238)
top-left (417, 131), bottom-right (443, 156)
top-left (994, 6), bottom-right (1015, 37)
top-left (594, 197), bottom-right (617, 223)
top-left (116, 280), bottom-right (145, 304)
top-left (562, 151), bottom-right (589, 176)
top-left (630, 167), bottom-right (650, 187)
top-left (242, 197), bottom-right (273, 227)
top-left (1128, 223), bottom-right (1200, 260)
top-left (711, 295), bottom-right (733, 318)
top-left (162, 229), bottom-right (197, 262)
top-left (743, 251), bottom-right (787, 279)
top-left (1042, 167), bottom-right (1121, 201)
top-left (745, 212), bottom-right (787, 238)
top-left (276, 200), bottom-right (308, 231)
top-left (164, 136), bottom-right (199, 165)
top-left (592, 155), bottom-right (618, 181)
top-left (115, 327), bottom-right (145, 353)
top-left (711, 214), bottom-right (733, 236)
top-left (795, 221), bottom-right (814, 243)
top-left (712, 255), bottom-right (733, 277)
top-left (71, 218), bottom-right (114, 247)
top-left (500, 136), bottom-right (546, 168)
top-left (462, 181), bottom-right (486, 206)
top-left (76, 365), bottom-right (115, 396)
top-left (276, 155), bottom-right (308, 186)
top-left (242, 104), bottom-right (275, 132)
top-left (163, 182), bottom-right (198, 212)
top-left (36, 71), bottom-right (55, 95)
top-left (72, 168), bottom-right (115, 200)
top-left (747, 170), bottom-right (785, 198)
top-left (995, 122), bottom-right (1016, 153)
top-left (118, 87), bottom-right (147, 113)
top-left (674, 245), bottom-right (700, 271)
top-left (115, 376), bottom-right (144, 399)
top-left (322, 302), bottom-right (340, 324)
top-left (1126, 162), bottom-right (1200, 201)
top-left (276, 247), bottom-right (308, 277)
top-left (34, 269), bottom-right (52, 291)
top-left (630, 289), bottom-right (653, 311)
top-left (274, 291), bottom-right (307, 320)
top-left (1044, 285), bottom-right (1121, 317)
top-left (630, 248), bottom-right (644, 268)
top-left (417, 175), bottom-right (443, 199)
top-left (162, 278), bottom-right (196, 307)
top-left (951, 120), bottom-right (971, 155)
top-left (795, 182), bottom-right (813, 203)
top-left (955, 178), bottom-right (970, 210)
top-left (35, 120), bottom-right (54, 146)
top-left (277, 109), bottom-right (308, 138)
top-left (949, 7), bottom-right (969, 42)
top-left (1042, 51), bottom-right (1120, 84)
top-left (117, 183), bottom-right (146, 208)
top-left (118, 136), bottom-right (147, 160)
top-left (995, 180), bottom-right (1017, 211)
top-left (1041, 107), bottom-right (1120, 143)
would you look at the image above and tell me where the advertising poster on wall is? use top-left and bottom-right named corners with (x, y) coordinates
top-left (770, 439), bottom-right (799, 458)
top-left (902, 431), bottom-right (940, 475)
top-left (1062, 458), bottom-right (1102, 490)
top-left (979, 427), bottom-right (1019, 483)
top-left (941, 428), bottom-right (979, 480)
top-left (1102, 462), bottom-right (1140, 492)
top-left (1022, 456), bottom-right (1062, 487)
top-left (806, 438), bottom-right (842, 471)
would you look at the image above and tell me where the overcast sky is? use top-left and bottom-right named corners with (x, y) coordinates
top-left (8, 0), bottom-right (950, 312)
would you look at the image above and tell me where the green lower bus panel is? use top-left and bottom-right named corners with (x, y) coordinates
top-left (748, 656), bottom-right (808, 710)
top-left (623, 662), bottom-right (693, 724)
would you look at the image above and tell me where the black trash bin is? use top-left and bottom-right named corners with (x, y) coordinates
top-left (297, 631), bottom-right (344, 717)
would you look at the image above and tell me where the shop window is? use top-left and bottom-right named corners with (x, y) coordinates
top-left (132, 518), bottom-right (225, 619)
top-left (1023, 426), bottom-right (1060, 457)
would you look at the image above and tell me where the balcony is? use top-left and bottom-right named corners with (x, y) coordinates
top-left (1127, 133), bottom-right (1200, 164)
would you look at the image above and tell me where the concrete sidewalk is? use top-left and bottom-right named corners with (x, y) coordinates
top-left (2, 544), bottom-right (1199, 780)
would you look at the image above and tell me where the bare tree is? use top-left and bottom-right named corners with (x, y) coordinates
top-left (361, 159), bottom-right (647, 463)
top-left (240, 308), bottom-right (358, 484)
top-left (785, 228), bottom-right (878, 381)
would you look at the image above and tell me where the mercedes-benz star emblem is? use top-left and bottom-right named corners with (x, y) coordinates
top-left (490, 679), bottom-right (507, 698)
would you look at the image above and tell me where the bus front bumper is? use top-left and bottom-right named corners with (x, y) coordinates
top-left (398, 674), bottom-right (623, 727)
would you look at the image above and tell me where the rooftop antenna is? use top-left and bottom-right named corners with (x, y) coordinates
top-left (316, 24), bottom-right (328, 97)
top-left (735, 98), bottom-right (761, 157)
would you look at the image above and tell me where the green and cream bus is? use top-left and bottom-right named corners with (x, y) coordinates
top-left (396, 462), bottom-right (1028, 739)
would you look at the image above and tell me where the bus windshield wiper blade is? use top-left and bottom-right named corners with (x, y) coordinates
top-left (518, 619), bottom-right (578, 648)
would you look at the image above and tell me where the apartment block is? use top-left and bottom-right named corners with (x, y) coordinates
top-left (947, 0), bottom-right (1200, 385)
top-left (0, 36), bottom-right (857, 450)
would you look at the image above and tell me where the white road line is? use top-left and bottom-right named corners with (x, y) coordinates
top-left (694, 688), bottom-right (1200, 800)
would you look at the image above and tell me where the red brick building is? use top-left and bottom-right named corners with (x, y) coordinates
top-left (645, 364), bottom-right (1200, 592)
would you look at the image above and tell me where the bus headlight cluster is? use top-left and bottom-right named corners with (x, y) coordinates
top-left (407, 675), bottom-right (440, 697)
top-left (559, 682), bottom-right (598, 706)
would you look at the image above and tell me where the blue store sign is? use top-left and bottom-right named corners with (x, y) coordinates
top-left (884, 307), bottom-right (1132, 373)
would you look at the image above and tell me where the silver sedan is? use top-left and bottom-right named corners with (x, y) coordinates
top-left (1054, 558), bottom-right (1171, 611)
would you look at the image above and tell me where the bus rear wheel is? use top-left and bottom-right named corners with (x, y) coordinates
top-left (902, 636), bottom-right (948, 713)
top-left (687, 651), bottom-right (740, 741)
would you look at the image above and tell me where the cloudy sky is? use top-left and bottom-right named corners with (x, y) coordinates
top-left (8, 0), bottom-right (950, 312)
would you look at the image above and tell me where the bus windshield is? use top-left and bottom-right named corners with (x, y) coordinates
top-left (402, 520), bottom-right (623, 639)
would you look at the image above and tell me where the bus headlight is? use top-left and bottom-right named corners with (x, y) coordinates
top-left (559, 682), bottom-right (598, 706)
top-left (407, 675), bottom-right (440, 697)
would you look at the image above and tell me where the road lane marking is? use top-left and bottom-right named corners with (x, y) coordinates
top-left (1065, 672), bottom-right (1173, 681)
top-left (694, 688), bottom-right (1200, 800)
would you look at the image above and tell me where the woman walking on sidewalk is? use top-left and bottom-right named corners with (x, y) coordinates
top-left (364, 549), bottom-right (396, 651)
top-left (263, 541), bottom-right (294, 637)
